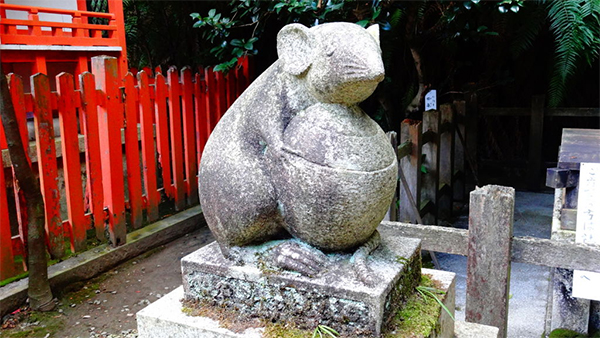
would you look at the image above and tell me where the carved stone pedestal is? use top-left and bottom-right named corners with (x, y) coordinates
top-left (180, 231), bottom-right (421, 337)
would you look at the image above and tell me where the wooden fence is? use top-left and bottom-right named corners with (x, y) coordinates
top-left (382, 185), bottom-right (600, 338)
top-left (0, 55), bottom-right (251, 281)
top-left (388, 101), bottom-right (469, 224)
top-left (470, 95), bottom-right (600, 190)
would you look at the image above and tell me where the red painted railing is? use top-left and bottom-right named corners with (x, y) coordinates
top-left (0, 3), bottom-right (120, 47)
top-left (0, 56), bottom-right (251, 281)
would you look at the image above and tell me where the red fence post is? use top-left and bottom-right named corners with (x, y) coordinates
top-left (205, 68), bottom-right (219, 131)
top-left (91, 56), bottom-right (126, 246)
top-left (123, 73), bottom-right (143, 229)
top-left (57, 73), bottom-right (86, 252)
top-left (79, 72), bottom-right (105, 241)
top-left (154, 72), bottom-right (172, 198)
top-left (137, 71), bottom-right (159, 222)
top-left (181, 68), bottom-right (199, 206)
top-left (167, 67), bottom-right (185, 211)
top-left (0, 144), bottom-right (16, 280)
top-left (194, 72), bottom-right (210, 165)
top-left (31, 73), bottom-right (64, 259)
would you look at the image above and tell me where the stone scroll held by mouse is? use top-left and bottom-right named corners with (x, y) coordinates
top-left (198, 22), bottom-right (397, 284)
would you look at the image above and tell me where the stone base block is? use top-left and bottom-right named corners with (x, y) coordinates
top-left (181, 229), bottom-right (421, 337)
top-left (137, 268), bottom-right (458, 338)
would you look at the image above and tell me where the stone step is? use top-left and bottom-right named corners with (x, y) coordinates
top-left (454, 321), bottom-right (500, 338)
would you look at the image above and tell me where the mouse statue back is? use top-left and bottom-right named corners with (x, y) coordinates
top-left (198, 22), bottom-right (397, 281)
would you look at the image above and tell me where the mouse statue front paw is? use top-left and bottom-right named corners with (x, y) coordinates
top-left (270, 241), bottom-right (328, 277)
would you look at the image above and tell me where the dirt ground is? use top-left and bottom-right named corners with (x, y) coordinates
top-left (1, 227), bottom-right (214, 338)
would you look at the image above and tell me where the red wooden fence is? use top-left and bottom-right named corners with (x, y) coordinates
top-left (0, 55), bottom-right (251, 280)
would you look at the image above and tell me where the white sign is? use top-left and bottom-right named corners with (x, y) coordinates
top-left (425, 90), bottom-right (437, 111)
top-left (572, 162), bottom-right (600, 301)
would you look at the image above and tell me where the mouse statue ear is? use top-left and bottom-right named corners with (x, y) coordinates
top-left (277, 23), bottom-right (316, 75)
top-left (366, 24), bottom-right (380, 45)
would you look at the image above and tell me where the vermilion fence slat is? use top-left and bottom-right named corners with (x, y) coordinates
top-left (236, 63), bottom-right (247, 99)
top-left (0, 142), bottom-right (16, 280)
top-left (57, 73), bottom-right (87, 252)
top-left (8, 74), bottom-right (30, 251)
top-left (194, 73), bottom-right (210, 166)
top-left (181, 68), bottom-right (199, 206)
top-left (205, 68), bottom-right (219, 132)
top-left (79, 72), bottom-right (105, 241)
top-left (215, 70), bottom-right (228, 119)
top-left (123, 73), bottom-right (143, 229)
top-left (154, 73), bottom-right (172, 198)
top-left (31, 73), bottom-right (64, 259)
top-left (227, 69), bottom-right (237, 109)
top-left (92, 56), bottom-right (126, 246)
top-left (167, 67), bottom-right (185, 211)
top-left (137, 71), bottom-right (159, 222)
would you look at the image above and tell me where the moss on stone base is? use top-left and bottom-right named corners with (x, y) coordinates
top-left (383, 275), bottom-right (445, 338)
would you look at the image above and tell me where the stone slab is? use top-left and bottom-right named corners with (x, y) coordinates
top-left (181, 230), bottom-right (421, 337)
top-left (138, 268), bottom-right (457, 338)
top-left (137, 286), bottom-right (264, 338)
top-left (454, 321), bottom-right (500, 338)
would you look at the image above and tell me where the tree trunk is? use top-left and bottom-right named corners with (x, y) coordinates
top-left (0, 67), bottom-right (55, 311)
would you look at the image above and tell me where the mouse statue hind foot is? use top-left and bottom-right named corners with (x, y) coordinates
top-left (198, 22), bottom-right (397, 286)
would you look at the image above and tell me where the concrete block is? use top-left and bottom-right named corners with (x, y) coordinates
top-left (454, 321), bottom-right (500, 338)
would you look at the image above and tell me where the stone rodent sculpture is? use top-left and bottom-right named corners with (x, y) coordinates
top-left (198, 22), bottom-right (397, 281)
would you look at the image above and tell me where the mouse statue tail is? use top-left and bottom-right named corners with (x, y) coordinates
top-left (352, 230), bottom-right (381, 286)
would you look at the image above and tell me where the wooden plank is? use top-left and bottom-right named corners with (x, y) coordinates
top-left (123, 73), bottom-right (143, 229)
top-left (399, 119), bottom-right (422, 223)
top-left (92, 56), bottom-right (127, 247)
top-left (167, 67), bottom-right (185, 211)
top-left (193, 72), bottom-right (210, 164)
top-left (547, 107), bottom-right (600, 117)
top-left (465, 93), bottom-right (479, 184)
top-left (560, 208), bottom-right (577, 231)
top-left (181, 68), bottom-right (199, 206)
top-left (205, 68), bottom-right (219, 131)
top-left (215, 70), bottom-right (228, 119)
top-left (0, 156), bottom-right (16, 280)
top-left (8, 74), bottom-right (30, 254)
top-left (421, 110), bottom-right (440, 224)
top-left (227, 68), bottom-right (237, 109)
top-left (527, 95), bottom-right (545, 190)
top-left (452, 101), bottom-right (467, 202)
top-left (137, 71), bottom-right (159, 222)
top-left (31, 73), bottom-right (64, 259)
top-left (397, 141), bottom-right (412, 160)
top-left (379, 221), bottom-right (468, 255)
top-left (438, 104), bottom-right (454, 220)
top-left (57, 73), bottom-right (86, 252)
top-left (479, 107), bottom-right (530, 116)
top-left (380, 220), bottom-right (600, 274)
top-left (79, 72), bottom-right (105, 241)
top-left (466, 185), bottom-right (515, 338)
top-left (154, 73), bottom-right (173, 198)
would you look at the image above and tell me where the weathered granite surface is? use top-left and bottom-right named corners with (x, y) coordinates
top-left (181, 231), bottom-right (421, 337)
top-left (198, 22), bottom-right (396, 256)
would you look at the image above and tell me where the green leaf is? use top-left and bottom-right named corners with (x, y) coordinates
top-left (243, 40), bottom-right (254, 50)
top-left (232, 47), bottom-right (244, 57)
top-left (193, 21), bottom-right (204, 28)
top-left (214, 13), bottom-right (221, 21)
top-left (463, 2), bottom-right (472, 10)
top-left (510, 5), bottom-right (520, 13)
top-left (208, 8), bottom-right (216, 17)
top-left (421, 165), bottom-right (428, 174)
top-left (230, 39), bottom-right (244, 47)
top-left (356, 20), bottom-right (370, 28)
top-left (190, 13), bottom-right (200, 19)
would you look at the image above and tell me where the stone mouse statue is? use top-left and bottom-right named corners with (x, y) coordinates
top-left (198, 22), bottom-right (397, 282)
